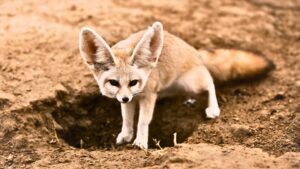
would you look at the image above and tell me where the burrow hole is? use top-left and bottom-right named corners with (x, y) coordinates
top-left (51, 92), bottom-right (208, 149)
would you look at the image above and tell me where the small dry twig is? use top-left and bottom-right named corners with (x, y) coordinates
top-left (173, 132), bottom-right (178, 146)
top-left (152, 138), bottom-right (162, 150)
top-left (80, 139), bottom-right (84, 149)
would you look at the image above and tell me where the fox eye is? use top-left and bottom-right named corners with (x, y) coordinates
top-left (108, 80), bottom-right (119, 87)
top-left (129, 80), bottom-right (139, 87)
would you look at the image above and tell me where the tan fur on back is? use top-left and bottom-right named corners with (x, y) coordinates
top-left (112, 31), bottom-right (204, 93)
top-left (112, 30), bottom-right (273, 92)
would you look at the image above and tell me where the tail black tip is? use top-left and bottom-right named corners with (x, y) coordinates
top-left (264, 57), bottom-right (276, 74)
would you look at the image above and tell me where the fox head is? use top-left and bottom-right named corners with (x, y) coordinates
top-left (79, 22), bottom-right (164, 103)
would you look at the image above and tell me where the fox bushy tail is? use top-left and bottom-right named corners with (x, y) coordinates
top-left (199, 49), bottom-right (275, 82)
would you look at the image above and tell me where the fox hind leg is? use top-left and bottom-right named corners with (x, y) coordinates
top-left (205, 81), bottom-right (220, 118)
top-left (177, 65), bottom-right (220, 118)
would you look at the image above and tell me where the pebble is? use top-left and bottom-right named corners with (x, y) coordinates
top-left (183, 98), bottom-right (196, 106)
top-left (49, 139), bottom-right (57, 144)
top-left (258, 109), bottom-right (269, 116)
top-left (54, 83), bottom-right (69, 93)
top-left (233, 117), bottom-right (240, 121)
top-left (296, 81), bottom-right (300, 88)
top-left (54, 83), bottom-right (69, 99)
top-left (230, 124), bottom-right (252, 137)
top-left (7, 154), bottom-right (14, 161)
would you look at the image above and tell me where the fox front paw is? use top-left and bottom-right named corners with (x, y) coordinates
top-left (116, 131), bottom-right (133, 145)
top-left (205, 107), bottom-right (220, 118)
top-left (132, 137), bottom-right (148, 149)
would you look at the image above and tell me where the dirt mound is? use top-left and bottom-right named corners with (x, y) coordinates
top-left (144, 144), bottom-right (300, 169)
top-left (0, 0), bottom-right (299, 168)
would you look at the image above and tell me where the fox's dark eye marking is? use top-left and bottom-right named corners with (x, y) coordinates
top-left (129, 80), bottom-right (139, 87)
top-left (108, 80), bottom-right (120, 87)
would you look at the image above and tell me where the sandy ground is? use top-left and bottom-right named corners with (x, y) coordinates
top-left (0, 0), bottom-right (299, 168)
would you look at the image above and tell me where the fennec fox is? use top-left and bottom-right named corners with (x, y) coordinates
top-left (79, 22), bottom-right (273, 149)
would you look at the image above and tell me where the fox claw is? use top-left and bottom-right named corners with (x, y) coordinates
top-left (116, 131), bottom-right (133, 145)
top-left (205, 107), bottom-right (220, 118)
top-left (132, 137), bottom-right (148, 149)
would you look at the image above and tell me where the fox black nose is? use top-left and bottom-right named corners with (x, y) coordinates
top-left (122, 97), bottom-right (129, 103)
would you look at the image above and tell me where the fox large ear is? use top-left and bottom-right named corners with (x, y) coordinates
top-left (79, 28), bottom-right (116, 70)
top-left (130, 22), bottom-right (164, 68)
